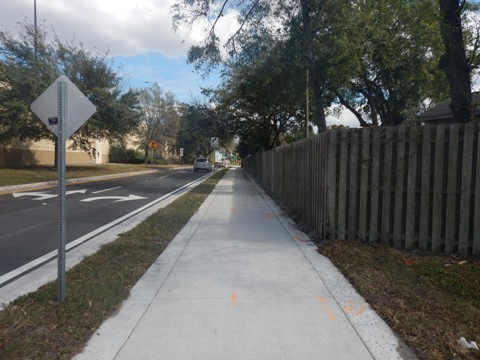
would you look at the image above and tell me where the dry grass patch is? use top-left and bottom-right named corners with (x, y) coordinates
top-left (319, 239), bottom-right (480, 360)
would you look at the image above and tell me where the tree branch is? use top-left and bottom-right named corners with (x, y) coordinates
top-left (209, 0), bottom-right (230, 37)
top-left (225, 0), bottom-right (260, 54)
top-left (334, 91), bottom-right (371, 127)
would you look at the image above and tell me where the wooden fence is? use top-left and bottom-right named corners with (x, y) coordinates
top-left (243, 124), bottom-right (480, 255)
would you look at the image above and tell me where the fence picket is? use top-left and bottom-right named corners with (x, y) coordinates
top-left (349, 131), bottom-right (359, 239)
top-left (474, 126), bottom-right (480, 255)
top-left (432, 125), bottom-right (446, 252)
top-left (393, 127), bottom-right (406, 248)
top-left (338, 131), bottom-right (348, 239)
top-left (445, 124), bottom-right (460, 253)
top-left (405, 126), bottom-right (419, 249)
top-left (419, 126), bottom-right (432, 250)
top-left (327, 131), bottom-right (338, 239)
top-left (459, 124), bottom-right (475, 253)
top-left (370, 128), bottom-right (381, 243)
top-left (358, 128), bottom-right (370, 241)
top-left (381, 128), bottom-right (394, 245)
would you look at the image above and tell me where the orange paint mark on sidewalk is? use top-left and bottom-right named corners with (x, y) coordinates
top-left (343, 300), bottom-right (365, 317)
top-left (263, 213), bottom-right (274, 220)
top-left (318, 296), bottom-right (336, 321)
top-left (232, 293), bottom-right (237, 304)
top-left (293, 236), bottom-right (308, 243)
top-left (231, 208), bottom-right (237, 213)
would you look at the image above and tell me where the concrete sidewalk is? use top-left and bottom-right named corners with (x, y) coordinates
top-left (74, 168), bottom-right (417, 360)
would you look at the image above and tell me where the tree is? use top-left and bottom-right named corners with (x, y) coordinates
top-left (136, 83), bottom-right (180, 162)
top-left (0, 22), bottom-right (57, 146)
top-left (438, 0), bottom-right (474, 122)
top-left (332, 0), bottom-right (450, 126)
top-left (172, 0), bottom-right (331, 132)
top-left (0, 21), bottom-right (140, 163)
top-left (172, 0), bottom-right (479, 133)
top-left (176, 103), bottom-right (219, 162)
top-left (209, 40), bottom-right (306, 155)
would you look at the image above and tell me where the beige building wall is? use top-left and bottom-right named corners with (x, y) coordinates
top-left (0, 138), bottom-right (109, 166)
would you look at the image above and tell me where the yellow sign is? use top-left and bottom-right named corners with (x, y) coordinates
top-left (148, 141), bottom-right (158, 149)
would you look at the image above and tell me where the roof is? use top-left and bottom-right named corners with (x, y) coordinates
top-left (417, 92), bottom-right (480, 122)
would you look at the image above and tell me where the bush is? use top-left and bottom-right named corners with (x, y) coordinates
top-left (109, 146), bottom-right (144, 164)
top-left (144, 158), bottom-right (170, 165)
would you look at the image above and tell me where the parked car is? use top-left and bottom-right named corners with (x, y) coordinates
top-left (193, 157), bottom-right (212, 172)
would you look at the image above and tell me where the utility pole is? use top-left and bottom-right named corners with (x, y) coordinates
top-left (34, 0), bottom-right (37, 62)
top-left (305, 69), bottom-right (309, 138)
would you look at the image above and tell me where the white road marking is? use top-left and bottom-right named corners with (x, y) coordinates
top-left (81, 194), bottom-right (147, 203)
top-left (93, 186), bottom-right (121, 194)
top-left (0, 174), bottom-right (209, 289)
top-left (12, 189), bottom-right (87, 200)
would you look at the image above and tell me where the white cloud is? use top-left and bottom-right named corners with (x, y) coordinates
top-left (0, 0), bottom-right (215, 58)
top-left (327, 105), bottom-right (361, 128)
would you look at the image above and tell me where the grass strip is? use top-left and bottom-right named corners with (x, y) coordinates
top-left (319, 239), bottom-right (480, 360)
top-left (0, 164), bottom-right (180, 187)
top-left (0, 169), bottom-right (227, 360)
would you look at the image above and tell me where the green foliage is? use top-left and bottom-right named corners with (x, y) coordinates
top-left (320, 0), bottom-right (450, 125)
top-left (0, 21), bottom-right (140, 155)
top-left (211, 45), bottom-right (306, 156)
top-left (108, 145), bottom-right (144, 164)
top-left (171, 0), bottom-right (480, 152)
top-left (176, 103), bottom-right (219, 162)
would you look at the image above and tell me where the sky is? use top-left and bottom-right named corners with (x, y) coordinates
top-left (0, 0), bottom-right (362, 128)
top-left (0, 0), bottom-right (238, 102)
top-left (5, 0), bottom-right (453, 128)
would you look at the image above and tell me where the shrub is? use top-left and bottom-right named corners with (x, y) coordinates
top-left (109, 146), bottom-right (144, 164)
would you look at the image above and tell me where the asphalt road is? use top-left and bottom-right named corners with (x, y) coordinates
top-left (0, 168), bottom-right (207, 278)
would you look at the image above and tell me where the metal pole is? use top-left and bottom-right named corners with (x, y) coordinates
top-left (34, 0), bottom-right (37, 62)
top-left (57, 81), bottom-right (67, 302)
top-left (305, 69), bottom-right (309, 138)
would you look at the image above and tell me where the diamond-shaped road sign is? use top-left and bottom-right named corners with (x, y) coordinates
top-left (30, 75), bottom-right (96, 138)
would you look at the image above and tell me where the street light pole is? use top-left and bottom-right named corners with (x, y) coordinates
top-left (34, 0), bottom-right (37, 62)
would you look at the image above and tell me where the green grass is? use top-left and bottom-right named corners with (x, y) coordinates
top-left (0, 169), bottom-right (227, 360)
top-left (319, 240), bottom-right (480, 360)
top-left (0, 164), bottom-right (182, 187)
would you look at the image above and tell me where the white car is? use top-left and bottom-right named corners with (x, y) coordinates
top-left (193, 157), bottom-right (212, 172)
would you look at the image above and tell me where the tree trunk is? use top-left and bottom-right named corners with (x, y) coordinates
top-left (144, 146), bottom-right (149, 163)
top-left (438, 0), bottom-right (473, 123)
top-left (312, 78), bottom-right (327, 132)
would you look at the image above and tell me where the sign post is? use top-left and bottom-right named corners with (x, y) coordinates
top-left (57, 80), bottom-right (67, 301)
top-left (31, 75), bottom-right (96, 302)
top-left (148, 141), bottom-right (158, 165)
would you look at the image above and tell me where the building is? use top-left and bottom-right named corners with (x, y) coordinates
top-left (0, 138), bottom-right (109, 166)
top-left (417, 92), bottom-right (480, 125)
